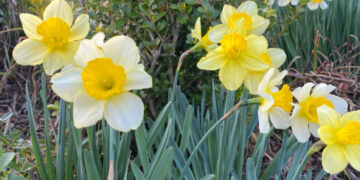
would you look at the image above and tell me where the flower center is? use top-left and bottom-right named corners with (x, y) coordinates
top-left (336, 120), bottom-right (360, 145)
top-left (260, 52), bottom-right (272, 65)
top-left (270, 84), bottom-right (293, 112)
top-left (313, 0), bottom-right (323, 2)
top-left (228, 12), bottom-right (253, 30)
top-left (300, 97), bottom-right (334, 123)
top-left (81, 58), bottom-right (126, 100)
top-left (37, 17), bottom-right (71, 48)
top-left (221, 34), bottom-right (247, 59)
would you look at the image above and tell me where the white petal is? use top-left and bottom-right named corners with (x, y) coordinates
top-left (258, 110), bottom-right (270, 134)
top-left (320, 1), bottom-right (328, 9)
top-left (290, 115), bottom-right (310, 143)
top-left (69, 14), bottom-right (90, 41)
top-left (123, 64), bottom-right (152, 91)
top-left (267, 48), bottom-right (286, 68)
top-left (91, 32), bottom-right (106, 47)
top-left (309, 122), bottom-right (320, 137)
top-left (326, 94), bottom-right (348, 115)
top-left (102, 35), bottom-right (140, 71)
top-left (42, 50), bottom-right (67, 75)
top-left (19, 13), bottom-right (43, 40)
top-left (73, 91), bottom-right (105, 128)
top-left (43, 0), bottom-right (73, 25)
top-left (307, 2), bottom-right (319, 10)
top-left (258, 68), bottom-right (275, 92)
top-left (50, 67), bottom-right (83, 102)
top-left (75, 39), bottom-right (104, 67)
top-left (208, 24), bottom-right (228, 43)
top-left (292, 82), bottom-right (314, 102)
top-left (268, 70), bottom-right (287, 90)
top-left (291, 0), bottom-right (300, 5)
top-left (237, 1), bottom-right (258, 16)
top-left (13, 39), bottom-right (48, 66)
top-left (311, 83), bottom-right (335, 97)
top-left (220, 5), bottom-right (237, 24)
top-left (104, 92), bottom-right (144, 132)
top-left (269, 107), bottom-right (290, 129)
top-left (258, 92), bottom-right (274, 112)
top-left (278, 0), bottom-right (291, 6)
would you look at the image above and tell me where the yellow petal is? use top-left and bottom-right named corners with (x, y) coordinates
top-left (322, 144), bottom-right (348, 174)
top-left (340, 110), bottom-right (360, 125)
top-left (19, 13), bottom-right (43, 40)
top-left (42, 50), bottom-right (67, 75)
top-left (237, 1), bottom-right (258, 16)
top-left (191, 17), bottom-right (202, 40)
top-left (318, 126), bottom-right (337, 145)
top-left (248, 16), bottom-right (269, 35)
top-left (102, 35), bottom-right (140, 71)
top-left (267, 48), bottom-right (286, 68)
top-left (13, 39), bottom-right (48, 65)
top-left (344, 145), bottom-right (360, 171)
top-left (219, 60), bottom-right (245, 91)
top-left (208, 24), bottom-right (228, 43)
top-left (197, 48), bottom-right (226, 70)
top-left (228, 18), bottom-right (246, 36)
top-left (245, 71), bottom-right (264, 94)
top-left (69, 14), bottom-right (90, 41)
top-left (220, 4), bottom-right (237, 24)
top-left (62, 41), bottom-right (80, 66)
top-left (244, 35), bottom-right (268, 56)
top-left (43, 0), bottom-right (73, 25)
top-left (316, 105), bottom-right (341, 128)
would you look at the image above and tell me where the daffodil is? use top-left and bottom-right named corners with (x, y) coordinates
top-left (12, 0), bottom-right (90, 75)
top-left (317, 105), bottom-right (360, 174)
top-left (191, 17), bottom-right (217, 52)
top-left (307, 0), bottom-right (328, 10)
top-left (197, 19), bottom-right (269, 91)
top-left (208, 1), bottom-right (269, 43)
top-left (290, 83), bottom-right (348, 142)
top-left (245, 48), bottom-right (286, 94)
top-left (257, 68), bottom-right (293, 133)
top-left (277, 0), bottom-right (299, 6)
top-left (50, 33), bottom-right (152, 131)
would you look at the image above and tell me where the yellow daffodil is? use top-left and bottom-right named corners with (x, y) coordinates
top-left (257, 68), bottom-right (293, 133)
top-left (191, 17), bottom-right (217, 52)
top-left (277, 0), bottom-right (299, 6)
top-left (208, 1), bottom-right (269, 43)
top-left (12, 0), bottom-right (90, 75)
top-left (50, 33), bottom-right (152, 131)
top-left (307, 0), bottom-right (328, 10)
top-left (290, 83), bottom-right (348, 142)
top-left (197, 19), bottom-right (269, 91)
top-left (245, 48), bottom-right (286, 94)
top-left (317, 105), bottom-right (360, 174)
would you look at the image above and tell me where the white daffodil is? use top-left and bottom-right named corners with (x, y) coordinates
top-left (51, 33), bottom-right (152, 132)
top-left (13, 0), bottom-right (90, 75)
top-left (307, 0), bottom-right (328, 10)
top-left (278, 0), bottom-right (299, 6)
top-left (245, 48), bottom-right (286, 94)
top-left (257, 68), bottom-right (293, 133)
top-left (208, 1), bottom-right (270, 43)
top-left (191, 17), bottom-right (217, 52)
top-left (290, 82), bottom-right (348, 142)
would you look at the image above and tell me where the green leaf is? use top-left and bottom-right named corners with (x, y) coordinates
top-left (200, 174), bottom-right (216, 180)
top-left (135, 123), bottom-right (150, 172)
top-left (131, 162), bottom-right (146, 180)
top-left (180, 106), bottom-right (193, 153)
top-left (84, 150), bottom-right (101, 180)
top-left (25, 83), bottom-right (48, 180)
top-left (245, 158), bottom-right (257, 180)
top-left (148, 147), bottom-right (174, 180)
top-left (0, 152), bottom-right (15, 171)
